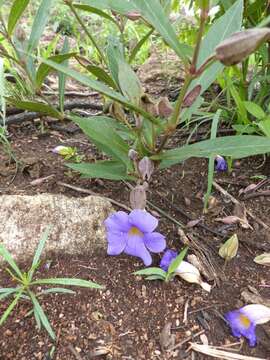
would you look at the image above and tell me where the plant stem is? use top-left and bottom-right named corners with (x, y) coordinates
top-left (67, 2), bottom-right (108, 66)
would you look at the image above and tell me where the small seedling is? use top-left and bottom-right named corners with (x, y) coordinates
top-left (0, 226), bottom-right (104, 340)
top-left (133, 247), bottom-right (188, 282)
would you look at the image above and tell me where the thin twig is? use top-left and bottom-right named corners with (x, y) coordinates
top-left (243, 190), bottom-right (270, 200)
top-left (169, 330), bottom-right (205, 351)
top-left (213, 181), bottom-right (269, 229)
top-left (57, 181), bottom-right (131, 212)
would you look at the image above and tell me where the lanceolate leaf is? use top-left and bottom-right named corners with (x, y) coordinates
top-left (74, 3), bottom-right (119, 26)
top-left (189, 0), bottom-right (243, 95)
top-left (70, 115), bottom-right (131, 167)
top-left (67, 160), bottom-right (135, 181)
top-left (28, 0), bottom-right (54, 53)
top-left (155, 135), bottom-right (270, 169)
top-left (36, 52), bottom-right (76, 90)
top-left (131, 0), bottom-right (191, 62)
top-left (31, 278), bottom-right (104, 289)
top-left (118, 60), bottom-right (143, 105)
top-left (8, 0), bottom-right (30, 36)
top-left (86, 65), bottom-right (116, 88)
top-left (41, 58), bottom-right (158, 124)
top-left (6, 98), bottom-right (62, 119)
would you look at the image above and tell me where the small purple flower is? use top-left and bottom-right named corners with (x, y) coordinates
top-left (159, 249), bottom-right (177, 272)
top-left (104, 210), bottom-right (166, 266)
top-left (215, 155), bottom-right (227, 172)
top-left (225, 304), bottom-right (270, 347)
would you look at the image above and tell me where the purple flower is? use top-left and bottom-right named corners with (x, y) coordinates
top-left (159, 249), bottom-right (177, 272)
top-left (215, 155), bottom-right (227, 172)
top-left (104, 210), bottom-right (166, 266)
top-left (225, 304), bottom-right (270, 347)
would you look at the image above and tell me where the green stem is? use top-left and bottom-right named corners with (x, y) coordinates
top-left (67, 2), bottom-right (108, 66)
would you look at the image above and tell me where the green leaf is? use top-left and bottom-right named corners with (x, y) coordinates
top-left (131, 0), bottom-right (191, 62)
top-left (36, 52), bottom-right (76, 90)
top-left (29, 291), bottom-right (55, 340)
top-left (8, 0), bottom-right (30, 36)
top-left (70, 115), bottom-right (131, 167)
top-left (189, 0), bottom-right (243, 95)
top-left (86, 65), bottom-right (116, 88)
top-left (0, 244), bottom-right (23, 279)
top-left (129, 28), bottom-right (154, 64)
top-left (106, 37), bottom-right (125, 88)
top-left (28, 0), bottom-right (54, 53)
top-left (59, 38), bottom-right (70, 113)
top-left (79, 0), bottom-right (135, 13)
top-left (156, 135), bottom-right (270, 169)
top-left (258, 117), bottom-right (270, 137)
top-left (29, 226), bottom-right (52, 281)
top-left (41, 58), bottom-right (158, 124)
top-left (0, 289), bottom-right (23, 326)
top-left (145, 275), bottom-right (166, 281)
top-left (243, 101), bottom-right (266, 120)
top-left (118, 60), bottom-right (143, 105)
top-left (167, 247), bottom-right (188, 275)
top-left (0, 288), bottom-right (20, 300)
top-left (133, 267), bottom-right (167, 278)
top-left (37, 288), bottom-right (76, 296)
top-left (67, 160), bottom-right (134, 180)
top-left (31, 278), bottom-right (104, 289)
top-left (6, 98), bottom-right (62, 119)
top-left (33, 306), bottom-right (41, 330)
top-left (74, 3), bottom-right (119, 25)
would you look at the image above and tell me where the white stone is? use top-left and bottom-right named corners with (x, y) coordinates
top-left (0, 194), bottom-right (113, 263)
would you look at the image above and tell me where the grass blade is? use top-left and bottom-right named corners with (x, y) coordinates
top-left (31, 278), bottom-right (104, 289)
top-left (0, 244), bottom-right (23, 279)
top-left (0, 289), bottom-right (22, 326)
top-left (37, 288), bottom-right (76, 296)
top-left (29, 225), bottom-right (52, 281)
top-left (29, 291), bottom-right (55, 340)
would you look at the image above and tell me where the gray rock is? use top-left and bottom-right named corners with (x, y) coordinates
top-left (0, 194), bottom-right (113, 263)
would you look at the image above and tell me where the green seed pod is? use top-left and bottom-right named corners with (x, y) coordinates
top-left (215, 28), bottom-right (270, 66)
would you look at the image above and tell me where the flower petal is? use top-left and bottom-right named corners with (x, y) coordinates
top-left (105, 211), bottom-right (130, 233)
top-left (225, 310), bottom-right (257, 347)
top-left (159, 249), bottom-right (177, 271)
top-left (241, 304), bottom-right (270, 325)
top-left (107, 232), bottom-right (127, 255)
top-left (144, 232), bottom-right (166, 253)
top-left (128, 209), bottom-right (158, 233)
top-left (125, 234), bottom-right (152, 266)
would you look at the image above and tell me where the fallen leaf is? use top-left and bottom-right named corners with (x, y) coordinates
top-left (219, 234), bottom-right (239, 261)
top-left (254, 253), bottom-right (270, 266)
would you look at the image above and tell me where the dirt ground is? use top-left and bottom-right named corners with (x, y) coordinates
top-left (0, 105), bottom-right (270, 359)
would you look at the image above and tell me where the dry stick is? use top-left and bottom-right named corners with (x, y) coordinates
top-left (157, 191), bottom-right (224, 238)
top-left (42, 91), bottom-right (99, 97)
top-left (169, 330), bottom-right (205, 352)
top-left (4, 101), bottom-right (103, 125)
top-left (243, 190), bottom-right (270, 200)
top-left (213, 181), bottom-right (269, 230)
top-left (57, 181), bottom-right (131, 212)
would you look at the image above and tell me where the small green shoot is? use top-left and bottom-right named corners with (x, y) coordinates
top-left (133, 247), bottom-right (188, 282)
top-left (0, 226), bottom-right (104, 340)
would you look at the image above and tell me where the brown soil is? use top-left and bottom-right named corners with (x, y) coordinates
top-left (0, 113), bottom-right (270, 360)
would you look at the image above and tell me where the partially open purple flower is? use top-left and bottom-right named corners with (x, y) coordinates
top-left (215, 155), bottom-right (227, 172)
top-left (225, 304), bottom-right (270, 347)
top-left (104, 210), bottom-right (166, 266)
top-left (159, 249), bottom-right (177, 271)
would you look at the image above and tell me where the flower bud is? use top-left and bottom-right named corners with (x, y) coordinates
top-left (126, 11), bottom-right (141, 21)
top-left (128, 149), bottom-right (138, 161)
top-left (219, 233), bottom-right (239, 261)
top-left (15, 26), bottom-right (26, 42)
top-left (215, 28), bottom-right (270, 66)
top-left (130, 184), bottom-right (147, 209)
top-left (157, 97), bottom-right (173, 118)
top-left (254, 253), bottom-right (270, 266)
top-left (183, 85), bottom-right (201, 107)
top-left (138, 157), bottom-right (155, 181)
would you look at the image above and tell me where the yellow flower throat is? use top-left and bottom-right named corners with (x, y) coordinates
top-left (128, 226), bottom-right (143, 237)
